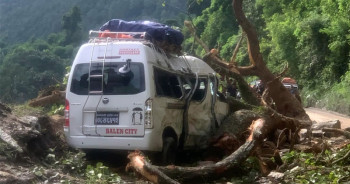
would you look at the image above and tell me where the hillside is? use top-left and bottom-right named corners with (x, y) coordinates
top-left (0, 0), bottom-right (188, 44)
top-left (0, 0), bottom-right (350, 114)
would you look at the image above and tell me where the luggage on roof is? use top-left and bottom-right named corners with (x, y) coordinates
top-left (282, 77), bottom-right (297, 84)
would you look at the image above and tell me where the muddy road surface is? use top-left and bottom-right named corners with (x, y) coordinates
top-left (305, 107), bottom-right (350, 129)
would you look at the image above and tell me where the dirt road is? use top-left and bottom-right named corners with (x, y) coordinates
top-left (305, 107), bottom-right (350, 129)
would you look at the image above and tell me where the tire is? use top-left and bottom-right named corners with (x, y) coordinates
top-left (162, 137), bottom-right (177, 165)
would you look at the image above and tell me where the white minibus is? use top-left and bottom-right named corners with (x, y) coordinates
top-left (64, 31), bottom-right (229, 163)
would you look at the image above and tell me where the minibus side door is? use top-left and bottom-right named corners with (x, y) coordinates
top-left (185, 76), bottom-right (215, 147)
top-left (152, 68), bottom-right (185, 140)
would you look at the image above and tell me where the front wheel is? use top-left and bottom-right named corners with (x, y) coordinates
top-left (162, 137), bottom-right (177, 165)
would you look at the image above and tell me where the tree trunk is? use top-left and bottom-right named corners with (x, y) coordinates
top-left (231, 0), bottom-right (310, 121)
top-left (128, 140), bottom-right (257, 183)
top-left (127, 0), bottom-right (313, 182)
top-left (28, 91), bottom-right (65, 107)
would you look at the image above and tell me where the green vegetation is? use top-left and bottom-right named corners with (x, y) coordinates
top-left (84, 162), bottom-right (122, 184)
top-left (59, 152), bottom-right (123, 183)
top-left (282, 145), bottom-right (350, 183)
top-left (0, 0), bottom-right (189, 44)
top-left (10, 103), bottom-right (44, 117)
top-left (1, 2), bottom-right (349, 182)
top-left (54, 150), bottom-right (122, 183)
top-left (0, 0), bottom-right (349, 112)
top-left (184, 0), bottom-right (350, 115)
top-left (0, 6), bottom-right (82, 103)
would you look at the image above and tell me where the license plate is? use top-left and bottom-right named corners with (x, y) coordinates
top-left (95, 112), bottom-right (119, 125)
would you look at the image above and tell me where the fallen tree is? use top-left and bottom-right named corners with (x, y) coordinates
top-left (126, 0), bottom-right (313, 183)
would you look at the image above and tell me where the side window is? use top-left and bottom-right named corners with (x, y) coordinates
top-left (192, 78), bottom-right (208, 101)
top-left (180, 77), bottom-right (208, 102)
top-left (154, 68), bottom-right (183, 99)
top-left (70, 64), bottom-right (89, 95)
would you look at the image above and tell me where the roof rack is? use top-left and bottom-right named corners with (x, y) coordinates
top-left (89, 30), bottom-right (147, 42)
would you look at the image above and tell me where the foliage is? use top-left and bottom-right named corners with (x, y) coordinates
top-left (309, 66), bottom-right (350, 115)
top-left (85, 162), bottom-right (122, 184)
top-left (10, 103), bottom-right (44, 117)
top-left (282, 145), bottom-right (350, 183)
top-left (183, 0), bottom-right (240, 57)
top-left (62, 6), bottom-right (83, 46)
top-left (182, 0), bottom-right (350, 114)
top-left (0, 142), bottom-right (18, 160)
top-left (0, 5), bottom-right (78, 103)
top-left (0, 0), bottom-right (188, 44)
top-left (0, 0), bottom-right (349, 114)
top-left (0, 2), bottom-right (190, 104)
top-left (60, 151), bottom-right (87, 175)
top-left (48, 104), bottom-right (65, 116)
top-left (0, 42), bottom-right (66, 103)
top-left (58, 151), bottom-right (122, 183)
top-left (256, 0), bottom-right (350, 113)
top-left (229, 157), bottom-right (260, 183)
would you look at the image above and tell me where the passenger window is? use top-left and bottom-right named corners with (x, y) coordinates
top-left (180, 77), bottom-right (208, 101)
top-left (70, 64), bottom-right (90, 95)
top-left (154, 68), bottom-right (183, 99)
top-left (192, 78), bottom-right (207, 101)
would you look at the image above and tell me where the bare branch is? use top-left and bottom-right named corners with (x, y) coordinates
top-left (276, 63), bottom-right (289, 79)
top-left (333, 149), bottom-right (350, 165)
top-left (230, 32), bottom-right (245, 64)
top-left (232, 0), bottom-right (263, 68)
top-left (184, 21), bottom-right (210, 53)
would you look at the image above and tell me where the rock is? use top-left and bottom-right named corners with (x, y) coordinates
top-left (19, 116), bottom-right (40, 131)
top-left (312, 120), bottom-right (341, 137)
top-left (255, 177), bottom-right (273, 184)
top-left (312, 130), bottom-right (324, 137)
top-left (268, 171), bottom-right (284, 181)
top-left (311, 120), bottom-right (341, 130)
top-left (344, 127), bottom-right (350, 132)
top-left (290, 166), bottom-right (302, 173)
top-left (299, 129), bottom-right (308, 141)
top-left (0, 127), bottom-right (23, 153)
top-left (0, 164), bottom-right (36, 183)
top-left (293, 144), bottom-right (313, 153)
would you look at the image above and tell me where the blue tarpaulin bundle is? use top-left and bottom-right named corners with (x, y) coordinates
top-left (99, 19), bottom-right (184, 47)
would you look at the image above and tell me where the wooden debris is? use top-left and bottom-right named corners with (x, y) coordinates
top-left (323, 128), bottom-right (350, 139)
top-left (28, 90), bottom-right (65, 107)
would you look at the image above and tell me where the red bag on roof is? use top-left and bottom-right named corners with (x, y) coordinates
top-left (282, 77), bottom-right (296, 84)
